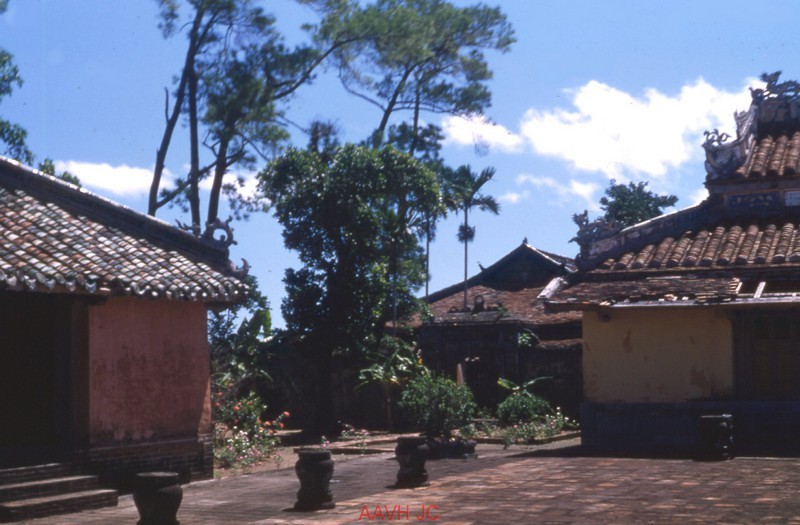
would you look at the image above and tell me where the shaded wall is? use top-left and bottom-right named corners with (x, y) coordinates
top-left (582, 308), bottom-right (733, 403)
top-left (81, 297), bottom-right (212, 487)
top-left (419, 323), bottom-right (583, 415)
top-left (87, 297), bottom-right (211, 441)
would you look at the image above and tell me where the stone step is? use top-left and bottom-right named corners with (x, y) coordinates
top-left (0, 489), bottom-right (118, 522)
top-left (0, 475), bottom-right (100, 503)
top-left (0, 464), bottom-right (72, 485)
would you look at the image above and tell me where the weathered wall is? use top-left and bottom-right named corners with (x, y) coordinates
top-left (86, 297), bottom-right (211, 444)
top-left (583, 307), bottom-right (733, 402)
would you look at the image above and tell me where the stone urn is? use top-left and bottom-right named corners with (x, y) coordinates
top-left (133, 472), bottom-right (182, 525)
top-left (698, 414), bottom-right (734, 460)
top-left (395, 436), bottom-right (429, 487)
top-left (294, 448), bottom-right (335, 511)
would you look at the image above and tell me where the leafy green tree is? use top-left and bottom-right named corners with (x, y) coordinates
top-left (311, 0), bottom-right (515, 148)
top-left (149, 0), bottom-right (353, 231)
top-left (357, 336), bottom-right (429, 429)
top-left (259, 144), bottom-right (439, 431)
top-left (309, 0), bottom-right (513, 298)
top-left (447, 165), bottom-right (500, 309)
top-left (0, 1), bottom-right (33, 165)
top-left (599, 179), bottom-right (678, 227)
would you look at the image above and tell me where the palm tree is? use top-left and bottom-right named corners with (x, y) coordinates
top-left (448, 165), bottom-right (500, 309)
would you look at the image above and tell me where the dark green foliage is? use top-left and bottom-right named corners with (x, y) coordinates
top-left (496, 394), bottom-right (551, 426)
top-left (149, 0), bottom-right (351, 228)
top-left (260, 144), bottom-right (439, 431)
top-left (599, 179), bottom-right (678, 228)
top-left (312, 0), bottom-right (515, 147)
top-left (208, 275), bottom-right (272, 398)
top-left (261, 144), bottom-right (438, 345)
top-left (398, 374), bottom-right (477, 438)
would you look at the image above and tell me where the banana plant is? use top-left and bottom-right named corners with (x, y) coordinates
top-left (497, 376), bottom-right (552, 397)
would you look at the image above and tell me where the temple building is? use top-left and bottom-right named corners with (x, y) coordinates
top-left (418, 241), bottom-right (582, 414)
top-left (0, 156), bottom-right (246, 493)
top-left (544, 72), bottom-right (800, 455)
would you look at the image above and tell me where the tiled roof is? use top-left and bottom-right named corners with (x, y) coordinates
top-left (548, 276), bottom-right (741, 311)
top-left (426, 241), bottom-right (574, 303)
top-left (427, 284), bottom-right (580, 326)
top-left (594, 217), bottom-right (800, 272)
top-left (0, 157), bottom-right (246, 302)
top-left (733, 132), bottom-right (800, 180)
top-left (546, 73), bottom-right (800, 312)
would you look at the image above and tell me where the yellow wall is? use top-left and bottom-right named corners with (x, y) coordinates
top-left (583, 307), bottom-right (733, 402)
top-left (86, 297), bottom-right (211, 443)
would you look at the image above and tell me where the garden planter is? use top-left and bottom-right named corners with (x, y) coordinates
top-left (394, 437), bottom-right (429, 487)
top-left (698, 414), bottom-right (734, 460)
top-left (426, 438), bottom-right (477, 459)
top-left (294, 448), bottom-right (336, 510)
top-left (133, 472), bottom-right (182, 525)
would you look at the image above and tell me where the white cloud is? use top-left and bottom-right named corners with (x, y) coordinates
top-left (520, 78), bottom-right (757, 179)
top-left (54, 160), bottom-right (171, 197)
top-left (498, 189), bottom-right (530, 205)
top-left (688, 188), bottom-right (709, 206)
top-left (442, 115), bottom-right (524, 152)
top-left (515, 174), bottom-right (600, 211)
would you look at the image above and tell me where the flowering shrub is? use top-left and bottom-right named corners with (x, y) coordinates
top-left (340, 423), bottom-right (370, 454)
top-left (212, 385), bottom-right (290, 473)
top-left (498, 407), bottom-right (578, 447)
top-left (213, 390), bottom-right (266, 434)
top-left (541, 408), bottom-right (578, 438)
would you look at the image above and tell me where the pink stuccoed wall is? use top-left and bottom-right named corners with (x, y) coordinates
top-left (86, 296), bottom-right (211, 444)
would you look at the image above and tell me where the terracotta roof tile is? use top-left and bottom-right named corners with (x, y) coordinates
top-left (0, 160), bottom-right (246, 302)
top-left (549, 276), bottom-right (741, 310)
top-left (733, 132), bottom-right (800, 180)
top-left (588, 218), bottom-right (800, 274)
top-left (426, 284), bottom-right (580, 327)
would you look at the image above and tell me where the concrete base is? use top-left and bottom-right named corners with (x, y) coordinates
top-left (581, 401), bottom-right (800, 457)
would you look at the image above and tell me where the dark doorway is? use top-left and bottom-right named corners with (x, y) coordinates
top-left (0, 292), bottom-right (72, 467)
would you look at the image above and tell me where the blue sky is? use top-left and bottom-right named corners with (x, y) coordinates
top-left (1, 1), bottom-right (797, 327)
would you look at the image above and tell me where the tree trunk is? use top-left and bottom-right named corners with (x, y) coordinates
top-left (373, 66), bottom-right (415, 148)
top-left (206, 137), bottom-right (229, 227)
top-left (148, 10), bottom-right (203, 217)
top-left (383, 383), bottom-right (394, 430)
top-left (187, 64), bottom-right (201, 229)
top-left (463, 208), bottom-right (469, 310)
top-left (425, 218), bottom-right (431, 300)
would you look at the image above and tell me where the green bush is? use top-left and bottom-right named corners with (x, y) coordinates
top-left (496, 394), bottom-right (551, 426)
top-left (399, 375), bottom-right (477, 438)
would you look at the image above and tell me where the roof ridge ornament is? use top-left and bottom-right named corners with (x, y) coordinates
top-left (703, 95), bottom-right (758, 180)
top-left (203, 217), bottom-right (238, 248)
top-left (749, 71), bottom-right (800, 103)
top-left (571, 211), bottom-right (623, 266)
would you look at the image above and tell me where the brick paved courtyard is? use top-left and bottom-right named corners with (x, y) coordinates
top-left (24, 439), bottom-right (800, 524)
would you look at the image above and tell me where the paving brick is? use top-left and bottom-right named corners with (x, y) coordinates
top-left (21, 439), bottom-right (800, 524)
